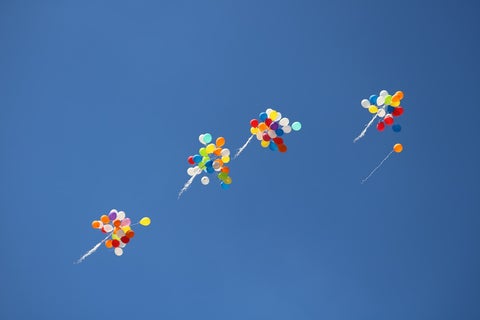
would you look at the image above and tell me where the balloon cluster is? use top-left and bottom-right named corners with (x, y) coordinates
top-left (360, 90), bottom-right (405, 133)
top-left (250, 108), bottom-right (302, 152)
top-left (187, 133), bottom-right (232, 190)
top-left (91, 209), bottom-right (151, 256)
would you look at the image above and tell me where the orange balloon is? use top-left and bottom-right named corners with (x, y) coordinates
top-left (393, 143), bottom-right (403, 153)
top-left (91, 221), bottom-right (101, 229)
top-left (105, 240), bottom-right (113, 248)
top-left (126, 230), bottom-right (135, 239)
top-left (221, 166), bottom-right (230, 174)
top-left (216, 137), bottom-right (225, 148)
top-left (100, 215), bottom-right (110, 224)
top-left (258, 122), bottom-right (268, 132)
top-left (278, 144), bottom-right (287, 153)
top-left (113, 220), bottom-right (121, 227)
top-left (395, 91), bottom-right (404, 100)
top-left (213, 148), bottom-right (222, 156)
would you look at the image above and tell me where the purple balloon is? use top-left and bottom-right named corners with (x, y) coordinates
top-left (270, 122), bottom-right (279, 130)
top-left (108, 211), bottom-right (117, 220)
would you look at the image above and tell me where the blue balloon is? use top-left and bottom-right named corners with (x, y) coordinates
top-left (269, 142), bottom-right (278, 151)
top-left (206, 166), bottom-right (214, 173)
top-left (259, 112), bottom-right (268, 121)
top-left (387, 106), bottom-right (395, 113)
top-left (193, 154), bottom-right (202, 163)
top-left (205, 160), bottom-right (213, 167)
top-left (392, 124), bottom-right (402, 132)
top-left (369, 95), bottom-right (378, 105)
top-left (220, 182), bottom-right (230, 190)
top-left (275, 128), bottom-right (284, 136)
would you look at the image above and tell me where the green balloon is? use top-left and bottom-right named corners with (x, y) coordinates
top-left (199, 147), bottom-right (207, 156)
top-left (384, 95), bottom-right (392, 105)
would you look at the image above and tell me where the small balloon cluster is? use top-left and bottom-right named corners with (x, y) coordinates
top-left (187, 133), bottom-right (232, 190)
top-left (360, 90), bottom-right (405, 133)
top-left (91, 209), bottom-right (151, 257)
top-left (250, 108), bottom-right (302, 152)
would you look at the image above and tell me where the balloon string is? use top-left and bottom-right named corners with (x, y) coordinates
top-left (178, 172), bottom-right (199, 199)
top-left (361, 150), bottom-right (394, 184)
top-left (234, 135), bottom-right (254, 158)
top-left (353, 114), bottom-right (377, 143)
top-left (75, 233), bottom-right (112, 264)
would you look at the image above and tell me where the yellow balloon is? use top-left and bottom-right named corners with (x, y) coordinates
top-left (260, 140), bottom-right (270, 148)
top-left (393, 143), bottom-right (403, 153)
top-left (269, 111), bottom-right (278, 121)
top-left (391, 100), bottom-right (400, 107)
top-left (368, 106), bottom-right (378, 114)
top-left (206, 143), bottom-right (215, 154)
top-left (250, 127), bottom-right (259, 135)
top-left (139, 217), bottom-right (151, 226)
top-left (221, 155), bottom-right (230, 163)
top-left (121, 226), bottom-right (131, 232)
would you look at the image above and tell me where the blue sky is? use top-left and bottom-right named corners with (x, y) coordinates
top-left (1, 1), bottom-right (479, 319)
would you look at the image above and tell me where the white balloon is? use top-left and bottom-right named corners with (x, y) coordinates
top-left (187, 167), bottom-right (195, 176)
top-left (221, 148), bottom-right (230, 157)
top-left (283, 125), bottom-right (292, 134)
top-left (117, 229), bottom-right (125, 238)
top-left (256, 132), bottom-right (263, 140)
top-left (361, 99), bottom-right (370, 108)
top-left (265, 108), bottom-right (273, 115)
top-left (279, 117), bottom-right (289, 126)
top-left (114, 247), bottom-right (123, 256)
top-left (380, 90), bottom-right (389, 96)
top-left (117, 211), bottom-right (126, 220)
top-left (103, 224), bottom-right (114, 233)
top-left (194, 166), bottom-right (202, 174)
top-left (268, 130), bottom-right (277, 138)
top-left (275, 112), bottom-right (282, 121)
top-left (198, 134), bottom-right (205, 144)
top-left (201, 176), bottom-right (210, 185)
top-left (376, 95), bottom-right (385, 106)
top-left (377, 109), bottom-right (386, 118)
top-left (213, 161), bottom-right (221, 170)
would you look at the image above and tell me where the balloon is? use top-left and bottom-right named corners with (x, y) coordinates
top-left (392, 124), bottom-right (402, 132)
top-left (139, 217), bottom-right (151, 226)
top-left (279, 117), bottom-right (289, 126)
top-left (369, 95), bottom-right (378, 104)
top-left (278, 144), bottom-right (287, 153)
top-left (380, 90), bottom-right (389, 96)
top-left (395, 91), bottom-right (404, 100)
top-left (250, 119), bottom-right (259, 128)
top-left (384, 95), bottom-right (392, 105)
top-left (377, 109), bottom-right (386, 118)
top-left (114, 247), bottom-right (123, 256)
top-left (384, 115), bottom-right (394, 125)
top-left (376, 95), bottom-right (385, 106)
top-left (282, 125), bottom-right (292, 134)
top-left (105, 240), bottom-right (113, 248)
top-left (377, 121), bottom-right (385, 131)
top-left (108, 211), bottom-right (117, 221)
top-left (368, 106), bottom-right (378, 114)
top-left (393, 143), bottom-right (403, 153)
top-left (202, 133), bottom-right (212, 144)
top-left (361, 99), bottom-right (370, 108)
top-left (92, 220), bottom-right (102, 229)
top-left (259, 112), bottom-right (268, 121)
top-left (220, 182), bottom-right (230, 190)
top-left (100, 215), bottom-right (110, 224)
top-left (216, 137), bottom-right (225, 147)
top-left (291, 122), bottom-right (302, 131)
top-left (121, 218), bottom-right (131, 227)
top-left (201, 176), bottom-right (210, 185)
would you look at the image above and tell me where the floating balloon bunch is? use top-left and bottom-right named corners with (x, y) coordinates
top-left (357, 90), bottom-right (406, 183)
top-left (236, 108), bottom-right (302, 157)
top-left (179, 133), bottom-right (233, 197)
top-left (76, 209), bottom-right (151, 263)
top-left (354, 90), bottom-right (405, 142)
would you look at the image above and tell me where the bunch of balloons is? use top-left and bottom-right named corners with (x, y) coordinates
top-left (91, 209), bottom-right (151, 257)
top-left (249, 108), bottom-right (302, 152)
top-left (360, 90), bottom-right (405, 133)
top-left (187, 133), bottom-right (232, 190)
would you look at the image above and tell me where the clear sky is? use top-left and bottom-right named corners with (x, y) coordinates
top-left (1, 1), bottom-right (479, 319)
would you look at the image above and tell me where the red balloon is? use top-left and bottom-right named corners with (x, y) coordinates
top-left (392, 106), bottom-right (404, 117)
top-left (384, 115), bottom-right (394, 125)
top-left (278, 144), bottom-right (287, 153)
top-left (265, 118), bottom-right (273, 127)
top-left (262, 133), bottom-right (271, 141)
top-left (112, 239), bottom-right (120, 248)
top-left (377, 121), bottom-right (385, 131)
top-left (187, 156), bottom-right (194, 165)
top-left (250, 119), bottom-right (259, 128)
top-left (273, 137), bottom-right (283, 145)
top-left (121, 236), bottom-right (130, 244)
